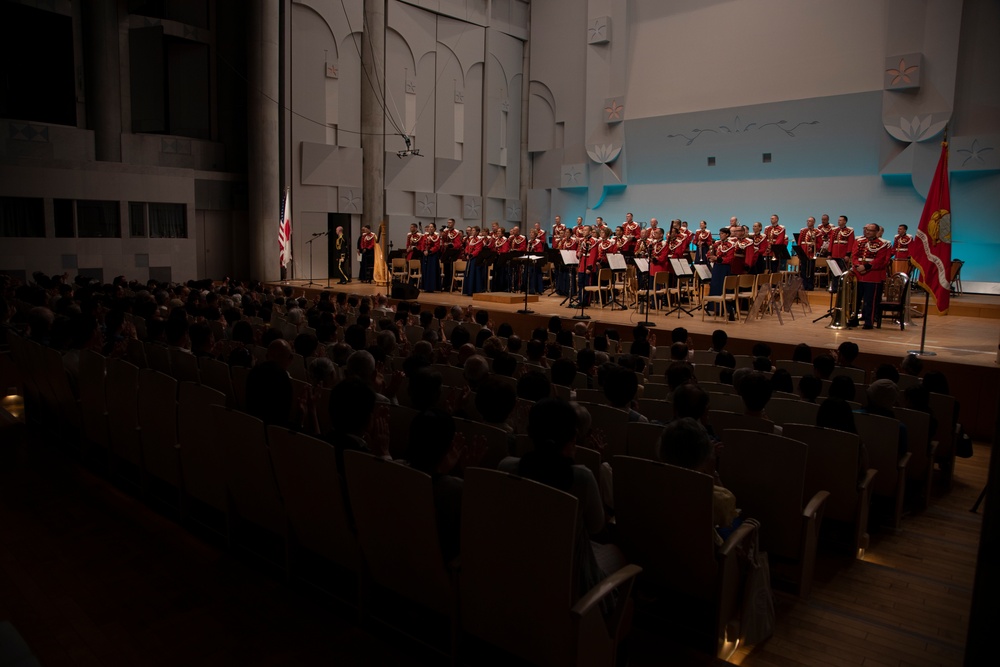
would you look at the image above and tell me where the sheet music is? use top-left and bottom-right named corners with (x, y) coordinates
top-left (670, 258), bottom-right (693, 277)
top-left (560, 249), bottom-right (580, 265)
top-left (826, 258), bottom-right (844, 277)
top-left (607, 253), bottom-right (628, 271)
top-left (694, 264), bottom-right (713, 280)
top-left (633, 258), bottom-right (650, 273)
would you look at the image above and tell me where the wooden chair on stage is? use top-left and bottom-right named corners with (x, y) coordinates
top-left (450, 259), bottom-right (468, 293)
top-left (702, 275), bottom-right (738, 322)
top-left (876, 272), bottom-right (910, 330)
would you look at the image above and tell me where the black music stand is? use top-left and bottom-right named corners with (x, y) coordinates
top-left (663, 258), bottom-right (696, 317)
top-left (634, 257), bottom-right (657, 328)
top-left (813, 258), bottom-right (847, 327)
top-left (559, 249), bottom-right (580, 307)
top-left (604, 253), bottom-right (629, 311)
top-left (515, 254), bottom-right (543, 314)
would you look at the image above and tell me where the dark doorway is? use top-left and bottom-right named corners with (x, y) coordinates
top-left (328, 213), bottom-right (352, 281)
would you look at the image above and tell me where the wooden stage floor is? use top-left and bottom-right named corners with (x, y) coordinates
top-left (270, 280), bottom-right (1000, 370)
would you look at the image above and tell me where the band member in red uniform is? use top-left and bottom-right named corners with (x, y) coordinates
top-left (829, 215), bottom-right (855, 290)
top-left (747, 221), bottom-right (769, 274)
top-left (891, 224), bottom-right (913, 274)
top-left (492, 227), bottom-right (512, 291)
top-left (576, 227), bottom-right (600, 305)
top-left (440, 218), bottom-right (463, 291)
top-left (731, 225), bottom-right (752, 277)
top-left (815, 213), bottom-right (834, 256)
top-left (615, 225), bottom-right (636, 255)
top-left (358, 225), bottom-right (377, 283)
top-left (728, 216), bottom-right (740, 237)
top-left (406, 223), bottom-right (423, 261)
top-left (572, 216), bottom-right (586, 238)
top-left (509, 226), bottom-right (527, 252)
top-left (552, 215), bottom-right (566, 241)
top-left (622, 212), bottom-right (641, 239)
top-left (419, 223), bottom-right (442, 292)
top-left (693, 220), bottom-right (713, 264)
top-left (764, 214), bottom-right (788, 271)
top-left (559, 228), bottom-right (579, 296)
top-left (708, 228), bottom-right (736, 319)
top-left (649, 228), bottom-right (670, 277)
top-left (597, 227), bottom-right (619, 266)
top-left (594, 217), bottom-right (608, 234)
top-left (463, 226), bottom-right (486, 295)
top-left (798, 217), bottom-right (821, 290)
top-left (851, 224), bottom-right (892, 329)
top-left (531, 222), bottom-right (546, 247)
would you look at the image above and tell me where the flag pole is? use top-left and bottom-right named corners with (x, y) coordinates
top-left (908, 286), bottom-right (936, 356)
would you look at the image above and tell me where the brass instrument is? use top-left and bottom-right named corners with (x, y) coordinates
top-left (830, 271), bottom-right (858, 329)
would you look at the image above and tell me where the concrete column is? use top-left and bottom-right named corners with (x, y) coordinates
top-left (81, 0), bottom-right (122, 161)
top-left (247, 0), bottom-right (281, 280)
top-left (519, 15), bottom-right (531, 224)
top-left (361, 0), bottom-right (385, 238)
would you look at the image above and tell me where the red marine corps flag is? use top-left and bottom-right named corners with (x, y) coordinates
top-left (278, 187), bottom-right (293, 273)
top-left (910, 137), bottom-right (951, 314)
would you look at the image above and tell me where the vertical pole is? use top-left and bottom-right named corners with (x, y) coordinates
top-left (361, 0), bottom-right (385, 253)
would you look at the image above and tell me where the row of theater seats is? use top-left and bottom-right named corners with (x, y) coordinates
top-left (4, 332), bottom-right (958, 661)
top-left (6, 333), bottom-right (648, 664)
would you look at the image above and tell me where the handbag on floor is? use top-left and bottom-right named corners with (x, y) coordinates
top-left (740, 518), bottom-right (775, 645)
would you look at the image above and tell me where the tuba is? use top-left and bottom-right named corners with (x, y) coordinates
top-left (830, 271), bottom-right (857, 329)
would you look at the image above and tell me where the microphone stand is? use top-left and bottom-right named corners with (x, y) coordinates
top-left (305, 231), bottom-right (329, 287)
top-left (642, 263), bottom-right (657, 327)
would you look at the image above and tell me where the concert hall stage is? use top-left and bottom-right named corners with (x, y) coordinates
top-left (267, 280), bottom-right (1000, 437)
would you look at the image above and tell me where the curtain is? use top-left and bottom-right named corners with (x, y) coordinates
top-left (77, 200), bottom-right (121, 238)
top-left (0, 196), bottom-right (45, 237)
top-left (149, 203), bottom-right (187, 238)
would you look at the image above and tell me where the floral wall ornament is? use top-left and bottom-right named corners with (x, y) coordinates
top-left (884, 53), bottom-right (922, 90)
top-left (560, 164), bottom-right (586, 189)
top-left (604, 98), bottom-right (624, 123)
top-left (505, 200), bottom-right (522, 222)
top-left (587, 16), bottom-right (610, 44)
top-left (415, 193), bottom-right (436, 216)
top-left (956, 139), bottom-right (995, 167)
top-left (340, 189), bottom-right (361, 213)
top-left (463, 196), bottom-right (481, 219)
top-left (586, 143), bottom-right (622, 165)
top-left (885, 115), bottom-right (948, 143)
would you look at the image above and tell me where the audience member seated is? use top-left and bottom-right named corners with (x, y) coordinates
top-left (245, 359), bottom-right (294, 427)
top-left (475, 376), bottom-right (518, 433)
top-left (407, 368), bottom-right (444, 411)
top-left (873, 364), bottom-right (898, 383)
top-left (861, 379), bottom-right (908, 457)
top-left (737, 371), bottom-right (780, 432)
top-left (499, 399), bottom-right (622, 601)
top-left (517, 370), bottom-right (552, 402)
top-left (404, 410), bottom-right (464, 564)
top-left (798, 375), bottom-right (821, 403)
top-left (771, 368), bottom-right (794, 394)
top-left (714, 350), bottom-right (736, 369)
top-left (792, 342), bottom-right (813, 363)
top-left (630, 324), bottom-right (652, 358)
top-left (658, 418), bottom-right (739, 543)
top-left (837, 341), bottom-right (860, 368)
top-left (813, 353), bottom-right (835, 380)
top-left (816, 397), bottom-right (869, 483)
top-left (665, 361), bottom-right (695, 396)
top-left (900, 352), bottom-right (923, 377)
top-left (602, 364), bottom-right (647, 422)
top-left (672, 384), bottom-right (714, 438)
top-left (550, 358), bottom-right (578, 392)
top-left (828, 375), bottom-right (857, 402)
top-left (463, 354), bottom-right (490, 392)
top-left (708, 329), bottom-right (728, 354)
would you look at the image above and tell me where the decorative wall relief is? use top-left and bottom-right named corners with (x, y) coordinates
top-left (587, 16), bottom-right (610, 45)
top-left (463, 196), bottom-right (481, 219)
top-left (604, 98), bottom-right (624, 123)
top-left (505, 199), bottom-right (521, 222)
top-left (884, 54), bottom-right (921, 90)
top-left (340, 188), bottom-right (361, 213)
top-left (415, 192), bottom-right (436, 216)
top-left (665, 115), bottom-right (820, 145)
top-left (560, 163), bottom-right (586, 189)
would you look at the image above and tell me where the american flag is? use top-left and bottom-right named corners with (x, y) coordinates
top-left (279, 187), bottom-right (292, 269)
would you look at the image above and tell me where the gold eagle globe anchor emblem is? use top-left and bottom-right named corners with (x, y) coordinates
top-left (927, 210), bottom-right (951, 245)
